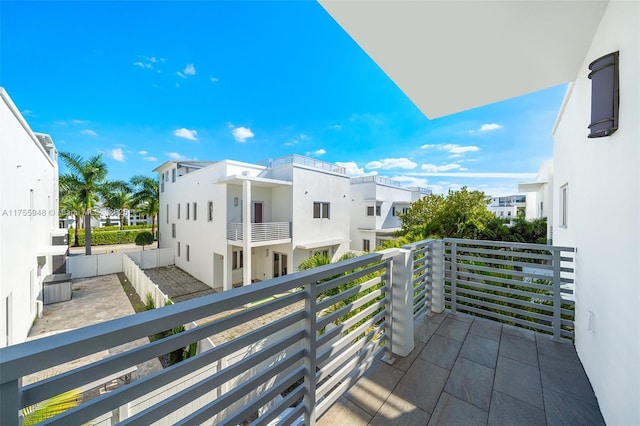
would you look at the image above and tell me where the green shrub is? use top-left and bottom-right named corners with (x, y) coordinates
top-left (145, 292), bottom-right (155, 310)
top-left (68, 229), bottom-right (151, 246)
top-left (135, 231), bottom-right (154, 250)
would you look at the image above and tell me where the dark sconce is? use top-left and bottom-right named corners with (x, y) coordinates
top-left (588, 51), bottom-right (619, 138)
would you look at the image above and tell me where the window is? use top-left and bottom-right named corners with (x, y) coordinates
top-left (166, 204), bottom-right (169, 224)
top-left (539, 202), bottom-right (544, 218)
top-left (402, 207), bottom-right (409, 214)
top-left (376, 205), bottom-right (381, 216)
top-left (392, 206), bottom-right (396, 216)
top-left (363, 239), bottom-right (371, 252)
top-left (313, 202), bottom-right (330, 219)
top-left (177, 203), bottom-right (181, 219)
top-left (507, 211), bottom-right (511, 216)
top-left (208, 201), bottom-right (213, 222)
top-left (367, 206), bottom-right (374, 216)
top-left (312, 249), bottom-right (329, 258)
top-left (172, 223), bottom-right (176, 238)
top-left (186, 245), bottom-right (190, 261)
top-left (588, 51), bottom-right (619, 138)
top-left (177, 242), bottom-right (181, 257)
top-left (193, 202), bottom-right (197, 221)
top-left (186, 203), bottom-right (190, 220)
top-left (232, 250), bottom-right (244, 270)
top-left (560, 185), bottom-right (568, 227)
top-left (172, 168), bottom-right (176, 183)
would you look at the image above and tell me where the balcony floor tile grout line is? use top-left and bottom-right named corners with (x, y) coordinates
top-left (486, 321), bottom-right (503, 426)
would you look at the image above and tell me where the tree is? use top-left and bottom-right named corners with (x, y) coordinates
top-left (59, 153), bottom-right (108, 255)
top-left (130, 175), bottom-right (159, 246)
top-left (398, 187), bottom-right (495, 240)
top-left (135, 231), bottom-right (154, 250)
top-left (59, 175), bottom-right (85, 247)
top-left (102, 180), bottom-right (133, 230)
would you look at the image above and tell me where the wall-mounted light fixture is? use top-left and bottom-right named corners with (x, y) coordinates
top-left (588, 51), bottom-right (619, 138)
top-left (234, 197), bottom-right (238, 206)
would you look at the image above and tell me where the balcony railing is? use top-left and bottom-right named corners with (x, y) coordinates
top-left (227, 222), bottom-right (291, 243)
top-left (0, 239), bottom-right (575, 425)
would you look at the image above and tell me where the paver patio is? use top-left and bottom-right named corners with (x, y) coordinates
top-left (318, 311), bottom-right (605, 426)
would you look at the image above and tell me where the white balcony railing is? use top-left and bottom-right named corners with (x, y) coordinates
top-left (227, 222), bottom-right (291, 243)
top-left (0, 239), bottom-right (575, 425)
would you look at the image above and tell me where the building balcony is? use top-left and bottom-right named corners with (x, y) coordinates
top-left (0, 239), bottom-right (603, 425)
top-left (227, 222), bottom-right (292, 245)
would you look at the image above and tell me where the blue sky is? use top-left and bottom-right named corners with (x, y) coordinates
top-left (1, 1), bottom-right (567, 195)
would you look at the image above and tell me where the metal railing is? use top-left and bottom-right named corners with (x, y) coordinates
top-left (443, 238), bottom-right (575, 341)
top-left (0, 250), bottom-right (399, 425)
top-left (262, 154), bottom-right (347, 175)
top-left (227, 222), bottom-right (292, 242)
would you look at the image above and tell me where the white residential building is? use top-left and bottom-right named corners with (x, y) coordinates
top-left (519, 159), bottom-right (554, 241)
top-left (0, 88), bottom-right (65, 347)
top-left (321, 1), bottom-right (639, 423)
top-left (486, 194), bottom-right (526, 221)
top-left (350, 175), bottom-right (430, 251)
top-left (154, 155), bottom-right (351, 291)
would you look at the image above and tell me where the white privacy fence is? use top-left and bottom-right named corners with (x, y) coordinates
top-left (66, 248), bottom-right (174, 278)
top-left (122, 254), bottom-right (170, 308)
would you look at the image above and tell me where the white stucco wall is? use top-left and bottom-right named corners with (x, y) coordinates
top-left (0, 89), bottom-right (59, 347)
top-left (552, 3), bottom-right (639, 424)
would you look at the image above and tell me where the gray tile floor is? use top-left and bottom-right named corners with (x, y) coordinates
top-left (318, 311), bottom-right (605, 426)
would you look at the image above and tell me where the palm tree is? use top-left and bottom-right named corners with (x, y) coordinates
top-left (59, 153), bottom-right (108, 255)
top-left (59, 175), bottom-right (84, 246)
top-left (130, 175), bottom-right (159, 246)
top-left (102, 180), bottom-right (133, 230)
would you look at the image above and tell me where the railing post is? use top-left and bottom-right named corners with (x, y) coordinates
top-left (386, 249), bottom-right (414, 359)
top-left (303, 279), bottom-right (317, 426)
top-left (430, 240), bottom-right (445, 314)
top-left (450, 241), bottom-right (457, 314)
top-left (552, 249), bottom-right (563, 342)
top-left (1, 378), bottom-right (20, 425)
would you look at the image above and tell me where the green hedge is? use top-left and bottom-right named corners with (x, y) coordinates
top-left (92, 224), bottom-right (150, 233)
top-left (68, 229), bottom-right (153, 246)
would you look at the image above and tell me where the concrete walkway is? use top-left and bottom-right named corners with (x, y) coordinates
top-left (318, 311), bottom-right (605, 426)
top-left (26, 274), bottom-right (162, 386)
top-left (143, 265), bottom-right (217, 303)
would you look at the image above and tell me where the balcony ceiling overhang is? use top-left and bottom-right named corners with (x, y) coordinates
top-left (318, 0), bottom-right (608, 118)
top-left (518, 181), bottom-right (547, 192)
top-left (296, 239), bottom-right (349, 250)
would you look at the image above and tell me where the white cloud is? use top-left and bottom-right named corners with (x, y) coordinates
top-left (389, 175), bottom-right (428, 187)
top-left (479, 123), bottom-right (503, 132)
top-left (336, 161), bottom-right (367, 177)
top-left (232, 126), bottom-right (255, 143)
top-left (143, 156), bottom-right (157, 162)
top-left (176, 72), bottom-right (187, 79)
top-left (134, 61), bottom-right (153, 69)
top-left (366, 158), bottom-right (417, 170)
top-left (173, 128), bottom-right (198, 141)
top-left (21, 109), bottom-right (36, 117)
top-left (299, 133), bottom-right (309, 140)
top-left (167, 152), bottom-right (187, 160)
top-left (71, 119), bottom-right (86, 125)
top-left (184, 64), bottom-right (196, 75)
top-left (210, 77), bottom-right (219, 82)
top-left (308, 148), bottom-right (326, 156)
top-left (138, 150), bottom-right (148, 155)
top-left (108, 148), bottom-right (125, 162)
top-left (284, 140), bottom-right (298, 147)
top-left (421, 163), bottom-right (463, 172)
top-left (80, 129), bottom-right (97, 136)
top-left (420, 143), bottom-right (480, 155)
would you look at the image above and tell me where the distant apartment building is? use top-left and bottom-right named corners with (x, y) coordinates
top-left (350, 175), bottom-right (431, 251)
top-left (154, 155), bottom-right (351, 291)
top-left (519, 159), bottom-right (553, 242)
top-left (487, 194), bottom-right (526, 221)
top-left (0, 88), bottom-right (65, 347)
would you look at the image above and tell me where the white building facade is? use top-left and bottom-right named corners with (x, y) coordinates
top-left (350, 175), bottom-right (430, 251)
top-left (0, 88), bottom-right (64, 347)
top-left (519, 159), bottom-right (554, 242)
top-left (486, 194), bottom-right (526, 222)
top-left (155, 155), bottom-right (351, 291)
